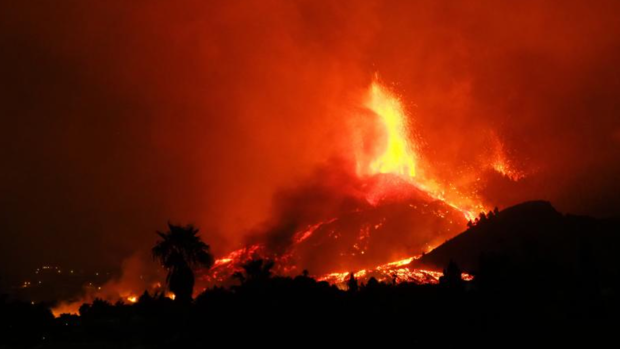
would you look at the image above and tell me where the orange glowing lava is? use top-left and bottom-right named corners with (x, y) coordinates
top-left (52, 302), bottom-right (80, 317)
top-left (366, 82), bottom-right (417, 178)
top-left (317, 255), bottom-right (473, 287)
top-left (127, 296), bottom-right (137, 303)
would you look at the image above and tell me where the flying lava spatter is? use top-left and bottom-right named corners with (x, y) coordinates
top-left (360, 79), bottom-right (484, 221)
top-left (366, 81), bottom-right (418, 178)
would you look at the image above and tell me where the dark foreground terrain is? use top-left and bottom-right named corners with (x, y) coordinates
top-left (2, 201), bottom-right (620, 348)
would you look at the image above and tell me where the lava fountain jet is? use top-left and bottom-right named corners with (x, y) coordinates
top-left (199, 78), bottom-right (488, 288)
top-left (366, 81), bottom-right (417, 179)
top-left (359, 80), bottom-right (483, 221)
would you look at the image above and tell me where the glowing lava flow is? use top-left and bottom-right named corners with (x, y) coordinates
top-left (317, 255), bottom-right (473, 287)
top-left (208, 250), bottom-right (473, 288)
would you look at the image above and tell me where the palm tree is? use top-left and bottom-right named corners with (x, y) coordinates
top-left (152, 223), bottom-right (214, 303)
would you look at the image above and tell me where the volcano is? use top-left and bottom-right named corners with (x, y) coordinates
top-left (198, 79), bottom-right (486, 288)
top-left (50, 77), bottom-right (488, 309)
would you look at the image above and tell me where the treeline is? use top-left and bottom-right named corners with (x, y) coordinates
top-left (1, 257), bottom-right (619, 347)
top-left (3, 213), bottom-right (620, 347)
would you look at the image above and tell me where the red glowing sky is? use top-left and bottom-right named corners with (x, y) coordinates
top-left (1, 0), bottom-right (620, 277)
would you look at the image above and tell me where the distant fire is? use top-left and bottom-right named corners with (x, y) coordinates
top-left (126, 296), bottom-right (137, 303)
top-left (165, 292), bottom-right (176, 301)
top-left (51, 303), bottom-right (81, 318)
top-left (52, 289), bottom-right (176, 317)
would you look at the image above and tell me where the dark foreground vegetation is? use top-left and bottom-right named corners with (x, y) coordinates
top-left (2, 261), bottom-right (619, 348)
top-left (2, 201), bottom-right (620, 347)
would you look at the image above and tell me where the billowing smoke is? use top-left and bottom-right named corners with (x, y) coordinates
top-left (52, 251), bottom-right (164, 316)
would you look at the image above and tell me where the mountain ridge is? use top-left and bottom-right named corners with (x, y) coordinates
top-left (413, 200), bottom-right (620, 281)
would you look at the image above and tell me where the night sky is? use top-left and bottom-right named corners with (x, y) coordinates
top-left (1, 0), bottom-right (620, 279)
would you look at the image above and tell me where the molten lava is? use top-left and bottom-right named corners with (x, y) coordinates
top-left (317, 256), bottom-right (473, 287)
top-left (366, 81), bottom-right (417, 178)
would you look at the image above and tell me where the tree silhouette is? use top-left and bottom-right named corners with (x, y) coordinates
top-left (152, 223), bottom-right (214, 303)
top-left (347, 272), bottom-right (359, 293)
top-left (439, 259), bottom-right (464, 290)
top-left (233, 259), bottom-right (274, 284)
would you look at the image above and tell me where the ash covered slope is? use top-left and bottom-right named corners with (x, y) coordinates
top-left (415, 201), bottom-right (620, 278)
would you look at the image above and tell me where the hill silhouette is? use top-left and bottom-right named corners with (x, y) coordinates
top-left (415, 201), bottom-right (620, 287)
